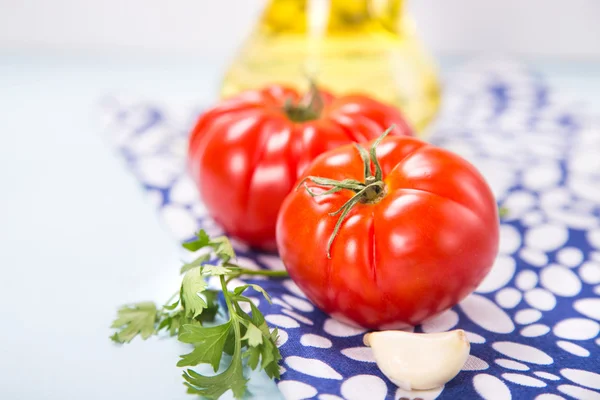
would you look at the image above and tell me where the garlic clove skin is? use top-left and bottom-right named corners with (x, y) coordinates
top-left (363, 329), bottom-right (470, 391)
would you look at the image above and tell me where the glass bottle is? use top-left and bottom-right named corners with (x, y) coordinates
top-left (220, 0), bottom-right (441, 131)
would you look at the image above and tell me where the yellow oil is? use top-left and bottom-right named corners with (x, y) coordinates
top-left (220, 0), bottom-right (441, 131)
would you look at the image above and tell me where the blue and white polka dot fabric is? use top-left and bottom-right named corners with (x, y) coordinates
top-left (103, 59), bottom-right (600, 400)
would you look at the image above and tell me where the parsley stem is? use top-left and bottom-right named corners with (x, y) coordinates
top-left (223, 262), bottom-right (289, 279)
top-left (219, 275), bottom-right (236, 318)
top-left (237, 268), bottom-right (289, 278)
top-left (164, 290), bottom-right (179, 306)
top-left (219, 275), bottom-right (243, 366)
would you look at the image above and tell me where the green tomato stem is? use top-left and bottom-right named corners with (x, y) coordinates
top-left (300, 126), bottom-right (395, 258)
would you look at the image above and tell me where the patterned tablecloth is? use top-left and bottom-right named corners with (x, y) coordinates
top-left (101, 59), bottom-right (600, 400)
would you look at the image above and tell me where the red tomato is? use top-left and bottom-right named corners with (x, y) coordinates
top-left (188, 85), bottom-right (412, 250)
top-left (276, 135), bottom-right (499, 329)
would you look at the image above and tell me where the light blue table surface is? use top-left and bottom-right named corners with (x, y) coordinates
top-left (0, 52), bottom-right (599, 400)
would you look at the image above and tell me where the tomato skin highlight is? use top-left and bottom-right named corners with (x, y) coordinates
top-left (188, 85), bottom-right (412, 251)
top-left (276, 136), bottom-right (499, 329)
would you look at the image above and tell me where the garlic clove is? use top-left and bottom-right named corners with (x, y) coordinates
top-left (363, 329), bottom-right (470, 391)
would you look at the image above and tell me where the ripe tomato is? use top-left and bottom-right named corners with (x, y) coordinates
top-left (276, 134), bottom-right (499, 329)
top-left (188, 85), bottom-right (412, 251)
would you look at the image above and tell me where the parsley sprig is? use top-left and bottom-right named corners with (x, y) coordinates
top-left (110, 230), bottom-right (288, 399)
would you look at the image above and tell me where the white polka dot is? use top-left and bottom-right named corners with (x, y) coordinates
top-left (520, 247), bottom-right (549, 267)
top-left (570, 147), bottom-right (600, 174)
top-left (534, 371), bottom-right (561, 381)
top-left (495, 358), bottom-right (529, 371)
top-left (282, 309), bottom-right (313, 325)
top-left (421, 309), bottom-right (459, 333)
top-left (169, 177), bottom-right (198, 204)
top-left (570, 176), bottom-right (600, 204)
top-left (557, 247), bottom-right (584, 267)
top-left (278, 381), bottom-right (318, 400)
top-left (525, 224), bottom-right (568, 251)
top-left (535, 394), bottom-right (565, 400)
top-left (525, 288), bottom-right (557, 311)
top-left (515, 308), bottom-right (542, 325)
top-left (574, 298), bottom-right (600, 320)
top-left (340, 347), bottom-right (375, 363)
top-left (556, 341), bottom-right (590, 357)
top-left (265, 314), bottom-right (300, 328)
top-left (503, 190), bottom-right (536, 219)
top-left (523, 162), bottom-right (561, 190)
top-left (516, 270), bottom-right (539, 291)
top-left (465, 331), bottom-right (486, 344)
top-left (395, 386), bottom-right (443, 400)
top-left (597, 338), bottom-right (600, 346)
top-left (161, 205), bottom-right (197, 241)
top-left (191, 202), bottom-right (207, 218)
top-left (460, 294), bottom-right (515, 333)
top-left (473, 374), bottom-right (511, 400)
top-left (540, 187), bottom-right (571, 209)
top-left (589, 229), bottom-right (600, 249)
top-left (282, 279), bottom-right (307, 298)
top-left (492, 341), bottom-right (553, 364)
top-left (521, 324), bottom-right (550, 337)
top-left (561, 369), bottom-right (600, 390)
top-left (522, 211), bottom-right (545, 226)
top-left (496, 288), bottom-right (522, 309)
top-left (341, 375), bottom-right (387, 400)
top-left (592, 252), bottom-right (600, 262)
top-left (136, 155), bottom-right (181, 187)
top-left (554, 318), bottom-right (600, 340)
top-left (580, 262), bottom-right (600, 284)
top-left (502, 373), bottom-right (546, 387)
top-left (286, 356), bottom-right (342, 380)
top-left (462, 355), bottom-right (489, 371)
top-left (276, 329), bottom-right (288, 346)
top-left (281, 294), bottom-right (314, 312)
top-left (549, 209), bottom-right (599, 229)
top-left (476, 256), bottom-right (516, 293)
top-left (273, 298), bottom-right (292, 310)
top-left (300, 334), bottom-right (332, 349)
top-left (323, 318), bottom-right (366, 337)
top-left (319, 395), bottom-right (343, 400)
top-left (125, 123), bottom-right (170, 155)
top-left (499, 225), bottom-right (521, 254)
top-left (257, 254), bottom-right (286, 271)
top-left (540, 265), bottom-right (582, 297)
top-left (235, 257), bottom-right (261, 272)
top-left (558, 384), bottom-right (600, 400)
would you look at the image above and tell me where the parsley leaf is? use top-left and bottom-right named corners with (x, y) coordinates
top-left (209, 236), bottom-right (235, 263)
top-left (183, 354), bottom-right (247, 400)
top-left (180, 268), bottom-right (209, 318)
top-left (180, 253), bottom-right (210, 274)
top-left (202, 265), bottom-right (233, 276)
top-left (110, 302), bottom-right (158, 343)
top-left (177, 322), bottom-right (232, 371)
top-left (110, 230), bottom-right (288, 399)
top-left (182, 230), bottom-right (211, 251)
top-left (234, 284), bottom-right (272, 303)
top-left (241, 323), bottom-right (263, 347)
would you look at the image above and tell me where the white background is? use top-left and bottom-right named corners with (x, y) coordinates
top-left (1, 0), bottom-right (599, 58)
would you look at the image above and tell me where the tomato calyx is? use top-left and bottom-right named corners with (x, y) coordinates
top-left (298, 126), bottom-right (395, 258)
top-left (282, 82), bottom-right (324, 123)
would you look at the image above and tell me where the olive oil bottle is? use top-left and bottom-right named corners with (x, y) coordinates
top-left (220, 0), bottom-right (441, 131)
